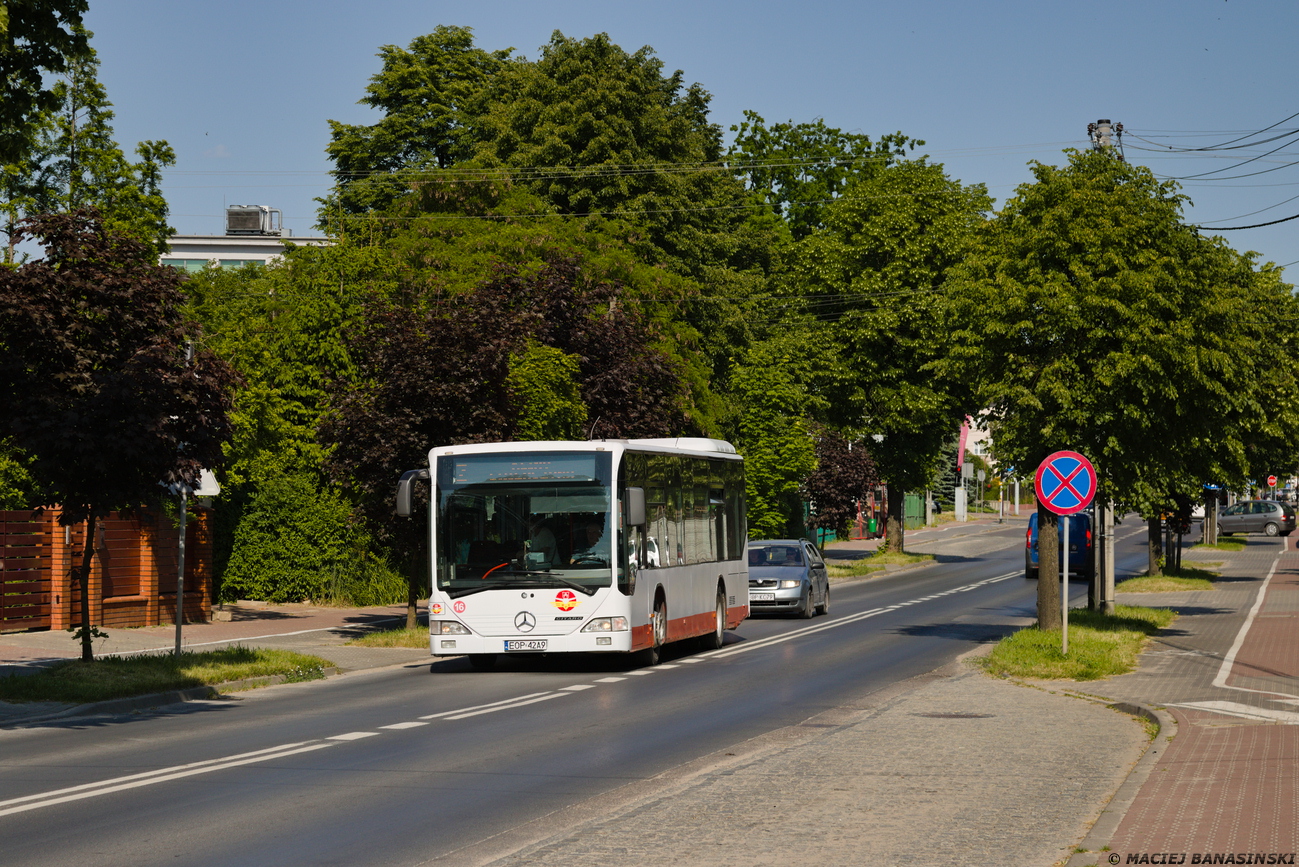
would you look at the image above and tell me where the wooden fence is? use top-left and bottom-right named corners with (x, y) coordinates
top-left (0, 508), bottom-right (212, 633)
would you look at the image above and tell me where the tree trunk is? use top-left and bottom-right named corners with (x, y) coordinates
top-left (1036, 502), bottom-right (1060, 631)
top-left (1147, 516), bottom-right (1162, 577)
top-left (1204, 490), bottom-right (1218, 546)
top-left (405, 544), bottom-right (428, 631)
top-left (884, 486), bottom-right (905, 553)
top-left (77, 516), bottom-right (98, 662)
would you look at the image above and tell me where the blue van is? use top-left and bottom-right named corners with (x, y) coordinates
top-left (1025, 512), bottom-right (1094, 580)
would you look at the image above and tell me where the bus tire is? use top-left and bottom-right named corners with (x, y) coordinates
top-left (468, 654), bottom-right (496, 670)
top-left (640, 594), bottom-right (666, 666)
top-left (701, 587), bottom-right (726, 651)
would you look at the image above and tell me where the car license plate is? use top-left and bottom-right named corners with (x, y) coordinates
top-left (505, 639), bottom-right (547, 652)
top-left (750, 592), bottom-right (776, 601)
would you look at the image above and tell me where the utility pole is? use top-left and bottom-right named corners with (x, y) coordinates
top-left (1088, 119), bottom-right (1125, 160)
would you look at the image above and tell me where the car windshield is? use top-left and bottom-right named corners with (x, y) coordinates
top-left (749, 545), bottom-right (804, 567)
top-left (435, 452), bottom-right (614, 598)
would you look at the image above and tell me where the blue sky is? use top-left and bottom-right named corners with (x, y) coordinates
top-left (85, 0), bottom-right (1299, 272)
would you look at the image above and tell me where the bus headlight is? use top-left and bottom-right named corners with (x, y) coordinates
top-left (581, 616), bottom-right (629, 633)
top-left (431, 621), bottom-right (470, 635)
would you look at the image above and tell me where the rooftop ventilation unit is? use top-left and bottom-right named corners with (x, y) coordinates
top-left (225, 205), bottom-right (284, 236)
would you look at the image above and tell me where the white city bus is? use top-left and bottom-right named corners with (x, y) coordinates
top-left (396, 438), bottom-right (748, 667)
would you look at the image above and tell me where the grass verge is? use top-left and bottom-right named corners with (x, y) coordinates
top-left (0, 647), bottom-right (332, 704)
top-left (1194, 537), bottom-right (1247, 552)
top-left (826, 550), bottom-right (934, 579)
top-left (982, 605), bottom-right (1177, 681)
top-left (1117, 564), bottom-right (1218, 593)
top-left (345, 626), bottom-right (429, 648)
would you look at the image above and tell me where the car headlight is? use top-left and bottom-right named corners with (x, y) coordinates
top-left (779, 579), bottom-right (802, 589)
top-left (581, 616), bottom-right (629, 632)
top-left (430, 620), bottom-right (470, 635)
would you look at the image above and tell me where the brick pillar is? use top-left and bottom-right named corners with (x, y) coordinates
top-left (140, 512), bottom-right (160, 625)
top-left (48, 510), bottom-right (75, 631)
top-left (192, 507), bottom-right (213, 622)
top-left (88, 517), bottom-right (104, 627)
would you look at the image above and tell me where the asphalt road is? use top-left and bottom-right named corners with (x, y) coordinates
top-left (0, 520), bottom-right (1156, 867)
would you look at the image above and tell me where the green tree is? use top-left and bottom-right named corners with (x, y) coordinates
top-left (507, 342), bottom-right (587, 441)
top-left (787, 159), bottom-right (992, 551)
top-left (0, 0), bottom-right (88, 165)
top-left (724, 330), bottom-right (833, 538)
top-left (321, 25), bottom-right (511, 218)
top-left (728, 111), bottom-right (922, 240)
top-left (0, 438), bottom-right (35, 508)
top-left (3, 36), bottom-right (175, 259)
top-left (182, 244), bottom-right (402, 602)
top-left (948, 149), bottom-right (1299, 623)
top-left (468, 33), bottom-right (742, 266)
top-left (0, 211), bottom-right (239, 660)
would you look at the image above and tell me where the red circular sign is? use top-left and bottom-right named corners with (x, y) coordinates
top-left (1035, 451), bottom-right (1098, 516)
top-left (453, 600), bottom-right (466, 614)
top-left (1268, 475), bottom-right (1278, 487)
top-left (552, 590), bottom-right (578, 611)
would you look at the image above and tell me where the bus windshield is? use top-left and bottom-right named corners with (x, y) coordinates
top-left (436, 452), bottom-right (613, 598)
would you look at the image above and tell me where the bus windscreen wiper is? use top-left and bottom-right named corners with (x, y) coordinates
top-left (495, 569), bottom-right (599, 596)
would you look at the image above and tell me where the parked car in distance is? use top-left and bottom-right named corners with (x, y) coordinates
top-left (1025, 512), bottom-right (1094, 581)
top-left (1218, 500), bottom-right (1295, 537)
top-left (747, 539), bottom-right (829, 618)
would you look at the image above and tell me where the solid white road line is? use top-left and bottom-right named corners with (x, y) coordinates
top-left (1210, 536), bottom-right (1298, 702)
top-left (442, 692), bottom-right (571, 721)
top-left (419, 692), bottom-right (552, 720)
top-left (0, 742), bottom-right (337, 818)
top-left (1172, 701), bottom-right (1299, 725)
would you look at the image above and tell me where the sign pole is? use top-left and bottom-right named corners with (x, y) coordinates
top-left (1034, 449), bottom-right (1097, 656)
top-left (1061, 515), bottom-right (1069, 655)
top-left (175, 487), bottom-right (187, 657)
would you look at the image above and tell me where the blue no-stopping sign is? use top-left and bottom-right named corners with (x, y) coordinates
top-left (1035, 451), bottom-right (1097, 516)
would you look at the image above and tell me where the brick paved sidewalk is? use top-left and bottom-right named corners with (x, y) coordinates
top-left (1066, 536), bottom-right (1299, 866)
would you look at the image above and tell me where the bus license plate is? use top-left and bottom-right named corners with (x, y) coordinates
top-left (505, 639), bottom-right (547, 652)
top-left (750, 592), bottom-right (775, 602)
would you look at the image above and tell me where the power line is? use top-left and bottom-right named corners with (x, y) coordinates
top-left (1197, 211), bottom-right (1299, 231)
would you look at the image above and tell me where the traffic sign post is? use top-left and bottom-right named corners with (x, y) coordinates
top-left (1035, 451), bottom-right (1098, 655)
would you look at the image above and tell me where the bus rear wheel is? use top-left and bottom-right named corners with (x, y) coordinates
top-left (701, 588), bottom-right (725, 651)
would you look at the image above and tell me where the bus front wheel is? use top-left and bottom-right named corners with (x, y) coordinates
top-left (641, 597), bottom-right (666, 666)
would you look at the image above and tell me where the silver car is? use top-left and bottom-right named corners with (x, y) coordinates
top-left (1218, 500), bottom-right (1296, 537)
top-left (747, 540), bottom-right (830, 618)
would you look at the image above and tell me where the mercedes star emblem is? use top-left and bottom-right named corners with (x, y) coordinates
top-left (514, 611), bottom-right (537, 632)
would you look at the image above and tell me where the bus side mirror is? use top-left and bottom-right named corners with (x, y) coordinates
top-left (396, 469), bottom-right (429, 517)
top-left (625, 487), bottom-right (646, 527)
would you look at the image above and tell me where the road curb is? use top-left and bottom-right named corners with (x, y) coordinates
top-left (0, 666), bottom-right (349, 727)
top-left (827, 556), bottom-right (939, 585)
